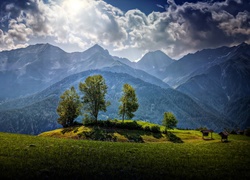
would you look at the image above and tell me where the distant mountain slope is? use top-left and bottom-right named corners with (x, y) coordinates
top-left (0, 70), bottom-right (231, 134)
top-left (0, 95), bottom-right (60, 135)
top-left (177, 45), bottom-right (250, 120)
top-left (0, 44), bottom-right (170, 101)
top-left (163, 43), bottom-right (250, 87)
top-left (223, 97), bottom-right (250, 129)
top-left (135, 50), bottom-right (174, 79)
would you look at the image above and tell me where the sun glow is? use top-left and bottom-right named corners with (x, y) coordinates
top-left (63, 0), bottom-right (87, 14)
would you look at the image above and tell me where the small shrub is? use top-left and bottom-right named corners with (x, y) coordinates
top-left (150, 126), bottom-right (160, 133)
top-left (162, 130), bottom-right (167, 134)
top-left (196, 127), bottom-right (208, 131)
top-left (84, 127), bottom-right (117, 142)
top-left (116, 121), bottom-right (143, 130)
top-left (125, 134), bottom-right (144, 143)
top-left (230, 130), bottom-right (237, 134)
top-left (144, 126), bottom-right (151, 132)
top-left (167, 132), bottom-right (183, 143)
top-left (245, 128), bottom-right (250, 136)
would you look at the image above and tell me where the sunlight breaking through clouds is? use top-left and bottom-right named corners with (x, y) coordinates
top-left (0, 0), bottom-right (249, 60)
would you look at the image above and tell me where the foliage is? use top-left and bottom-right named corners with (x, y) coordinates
top-left (195, 126), bottom-right (208, 131)
top-left (83, 127), bottom-right (117, 142)
top-left (119, 83), bottom-right (139, 122)
top-left (150, 126), bottom-right (161, 133)
top-left (162, 112), bottom-right (178, 131)
top-left (82, 113), bottom-right (94, 126)
top-left (167, 132), bottom-right (184, 143)
top-left (116, 121), bottom-right (142, 130)
top-left (125, 134), bottom-right (144, 143)
top-left (79, 75), bottom-right (110, 123)
top-left (84, 120), bottom-right (143, 131)
top-left (57, 87), bottom-right (81, 127)
top-left (144, 126), bottom-right (151, 132)
top-left (245, 128), bottom-right (250, 136)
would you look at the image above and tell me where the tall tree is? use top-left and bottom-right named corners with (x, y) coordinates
top-left (57, 86), bottom-right (81, 127)
top-left (119, 83), bottom-right (139, 122)
top-left (162, 112), bottom-right (178, 132)
top-left (79, 75), bottom-right (110, 123)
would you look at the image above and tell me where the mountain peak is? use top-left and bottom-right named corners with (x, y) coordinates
top-left (138, 50), bottom-right (173, 65)
top-left (86, 44), bottom-right (109, 55)
top-left (26, 43), bottom-right (65, 54)
top-left (238, 42), bottom-right (248, 47)
top-left (92, 44), bottom-right (104, 50)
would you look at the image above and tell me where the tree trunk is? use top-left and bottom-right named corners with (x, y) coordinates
top-left (122, 103), bottom-right (125, 123)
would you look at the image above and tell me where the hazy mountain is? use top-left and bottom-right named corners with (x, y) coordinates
top-left (177, 44), bottom-right (250, 103)
top-left (0, 43), bottom-right (169, 101)
top-left (162, 44), bottom-right (243, 87)
top-left (0, 43), bottom-right (68, 100)
top-left (114, 50), bottom-right (174, 79)
top-left (175, 43), bottom-right (250, 128)
top-left (223, 96), bottom-right (250, 129)
top-left (0, 70), bottom-right (232, 134)
top-left (135, 50), bottom-right (174, 79)
top-left (112, 56), bottom-right (136, 67)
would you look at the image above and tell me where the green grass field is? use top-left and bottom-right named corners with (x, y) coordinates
top-left (0, 122), bottom-right (250, 179)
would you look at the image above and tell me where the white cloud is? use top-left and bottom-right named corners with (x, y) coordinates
top-left (0, 0), bottom-right (249, 60)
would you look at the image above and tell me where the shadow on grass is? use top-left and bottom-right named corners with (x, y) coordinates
top-left (167, 132), bottom-right (183, 143)
top-left (153, 133), bottom-right (163, 139)
top-left (221, 140), bottom-right (230, 143)
top-left (116, 129), bottom-right (164, 143)
top-left (61, 125), bottom-right (81, 134)
top-left (202, 138), bottom-right (215, 141)
top-left (81, 127), bottom-right (117, 142)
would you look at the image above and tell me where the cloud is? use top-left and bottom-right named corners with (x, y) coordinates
top-left (156, 4), bottom-right (165, 9)
top-left (0, 0), bottom-right (249, 60)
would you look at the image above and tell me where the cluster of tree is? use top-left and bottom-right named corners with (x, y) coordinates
top-left (57, 75), bottom-right (139, 127)
top-left (57, 74), bottom-right (178, 131)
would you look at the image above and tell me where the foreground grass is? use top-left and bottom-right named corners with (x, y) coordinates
top-left (0, 131), bottom-right (250, 179)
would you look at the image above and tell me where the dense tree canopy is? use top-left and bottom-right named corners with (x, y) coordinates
top-left (79, 75), bottom-right (110, 123)
top-left (162, 112), bottom-right (178, 131)
top-left (57, 86), bottom-right (81, 127)
top-left (119, 83), bottom-right (139, 122)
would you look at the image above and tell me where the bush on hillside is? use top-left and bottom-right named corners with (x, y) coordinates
top-left (83, 127), bottom-right (117, 142)
top-left (167, 132), bottom-right (183, 143)
top-left (150, 126), bottom-right (161, 133)
top-left (144, 126), bottom-right (151, 132)
top-left (115, 121), bottom-right (143, 130)
top-left (125, 134), bottom-right (144, 143)
top-left (245, 128), bottom-right (250, 136)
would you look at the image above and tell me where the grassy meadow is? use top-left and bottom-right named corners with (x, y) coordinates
top-left (0, 121), bottom-right (250, 179)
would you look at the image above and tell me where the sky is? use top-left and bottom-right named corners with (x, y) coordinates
top-left (0, 0), bottom-right (249, 61)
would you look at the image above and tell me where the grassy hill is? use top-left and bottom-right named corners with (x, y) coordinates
top-left (39, 120), bottom-right (172, 143)
top-left (1, 121), bottom-right (250, 179)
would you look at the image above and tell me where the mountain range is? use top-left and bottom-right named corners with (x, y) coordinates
top-left (0, 42), bottom-right (249, 134)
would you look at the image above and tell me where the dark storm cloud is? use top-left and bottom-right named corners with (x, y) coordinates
top-left (153, 0), bottom-right (250, 57)
top-left (223, 0), bottom-right (250, 16)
